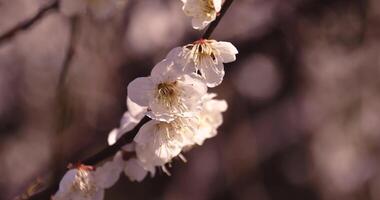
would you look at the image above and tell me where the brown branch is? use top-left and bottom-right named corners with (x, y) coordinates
top-left (27, 1), bottom-right (236, 199)
top-left (202, 0), bottom-right (235, 39)
top-left (0, 0), bottom-right (59, 45)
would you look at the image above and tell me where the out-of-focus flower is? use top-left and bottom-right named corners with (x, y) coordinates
top-left (124, 158), bottom-right (155, 182)
top-left (60, 0), bottom-right (127, 19)
top-left (167, 39), bottom-right (238, 87)
top-left (181, 0), bottom-right (222, 30)
top-left (108, 98), bottom-right (147, 145)
top-left (52, 153), bottom-right (124, 200)
top-left (127, 59), bottom-right (207, 122)
top-left (191, 93), bottom-right (227, 145)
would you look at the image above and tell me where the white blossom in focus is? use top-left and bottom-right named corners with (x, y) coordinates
top-left (167, 39), bottom-right (238, 87)
top-left (133, 118), bottom-right (198, 169)
top-left (60, 0), bottom-right (127, 19)
top-left (127, 59), bottom-right (207, 122)
top-left (181, 0), bottom-right (222, 30)
top-left (52, 153), bottom-right (124, 200)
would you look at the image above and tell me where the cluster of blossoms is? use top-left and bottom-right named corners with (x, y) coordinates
top-left (54, 0), bottom-right (237, 199)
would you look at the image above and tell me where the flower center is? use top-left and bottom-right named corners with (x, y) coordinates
top-left (186, 40), bottom-right (217, 66)
top-left (202, 0), bottom-right (215, 15)
top-left (71, 169), bottom-right (97, 196)
top-left (156, 81), bottom-right (180, 108)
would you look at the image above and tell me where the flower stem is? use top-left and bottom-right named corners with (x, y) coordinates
top-left (202, 0), bottom-right (235, 39)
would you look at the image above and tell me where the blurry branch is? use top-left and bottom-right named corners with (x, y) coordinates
top-left (202, 0), bottom-right (234, 39)
top-left (0, 0), bottom-right (59, 45)
top-left (51, 15), bottom-right (79, 193)
top-left (27, 1), bottom-right (235, 199)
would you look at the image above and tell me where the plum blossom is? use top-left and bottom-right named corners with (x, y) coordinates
top-left (124, 158), bottom-right (156, 182)
top-left (127, 59), bottom-right (207, 122)
top-left (191, 93), bottom-right (227, 145)
top-left (181, 0), bottom-right (222, 30)
top-left (108, 98), bottom-right (147, 145)
top-left (123, 95), bottom-right (227, 181)
top-left (52, 153), bottom-right (124, 200)
top-left (60, 0), bottom-right (127, 19)
top-left (133, 118), bottom-right (198, 168)
top-left (167, 39), bottom-right (238, 87)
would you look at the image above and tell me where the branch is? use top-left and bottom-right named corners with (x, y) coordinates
top-left (28, 117), bottom-right (149, 200)
top-left (202, 0), bottom-right (235, 39)
top-left (0, 1), bottom-right (59, 45)
top-left (27, 1), bottom-right (236, 199)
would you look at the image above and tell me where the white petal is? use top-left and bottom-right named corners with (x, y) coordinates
top-left (207, 99), bottom-right (228, 112)
top-left (146, 106), bottom-right (176, 122)
top-left (150, 59), bottom-right (181, 83)
top-left (92, 190), bottom-right (105, 200)
top-left (180, 74), bottom-right (208, 97)
top-left (127, 77), bottom-right (154, 107)
top-left (199, 57), bottom-right (225, 87)
top-left (213, 0), bottom-right (222, 12)
top-left (134, 120), bottom-right (156, 145)
top-left (119, 112), bottom-right (141, 133)
top-left (135, 121), bottom-right (184, 165)
top-left (192, 17), bottom-right (209, 30)
top-left (214, 41), bottom-right (238, 63)
top-left (124, 158), bottom-right (148, 182)
top-left (127, 97), bottom-right (147, 119)
top-left (95, 158), bottom-right (124, 188)
top-left (166, 47), bottom-right (184, 64)
top-left (107, 128), bottom-right (119, 145)
top-left (57, 169), bottom-right (77, 193)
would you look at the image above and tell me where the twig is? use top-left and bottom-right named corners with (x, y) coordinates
top-left (0, 0), bottom-right (59, 45)
top-left (27, 1), bottom-right (235, 199)
top-left (202, 0), bottom-right (235, 39)
top-left (28, 117), bottom-right (149, 200)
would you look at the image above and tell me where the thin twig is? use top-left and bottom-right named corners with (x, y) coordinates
top-left (202, 0), bottom-right (235, 39)
top-left (0, 0), bottom-right (59, 45)
top-left (27, 1), bottom-right (235, 199)
top-left (28, 117), bottom-right (149, 200)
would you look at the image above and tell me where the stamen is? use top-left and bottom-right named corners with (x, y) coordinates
top-left (156, 81), bottom-right (181, 109)
top-left (71, 169), bottom-right (97, 196)
top-left (178, 153), bottom-right (187, 163)
top-left (162, 165), bottom-right (171, 176)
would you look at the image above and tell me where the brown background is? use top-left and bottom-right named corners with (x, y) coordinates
top-left (0, 0), bottom-right (380, 199)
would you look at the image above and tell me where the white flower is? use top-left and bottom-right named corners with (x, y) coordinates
top-left (53, 154), bottom-right (124, 200)
top-left (133, 118), bottom-right (198, 168)
top-left (108, 98), bottom-right (147, 145)
top-left (60, 0), bottom-right (127, 19)
top-left (167, 39), bottom-right (238, 87)
top-left (124, 158), bottom-right (156, 182)
top-left (181, 0), bottom-right (222, 30)
top-left (127, 59), bottom-right (207, 122)
top-left (192, 93), bottom-right (227, 145)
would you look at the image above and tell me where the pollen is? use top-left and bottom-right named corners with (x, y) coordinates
top-left (156, 81), bottom-right (181, 108)
top-left (202, 0), bottom-right (216, 16)
top-left (71, 169), bottom-right (96, 196)
top-left (186, 40), bottom-right (217, 66)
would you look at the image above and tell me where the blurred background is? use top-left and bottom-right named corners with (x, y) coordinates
top-left (0, 0), bottom-right (379, 199)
